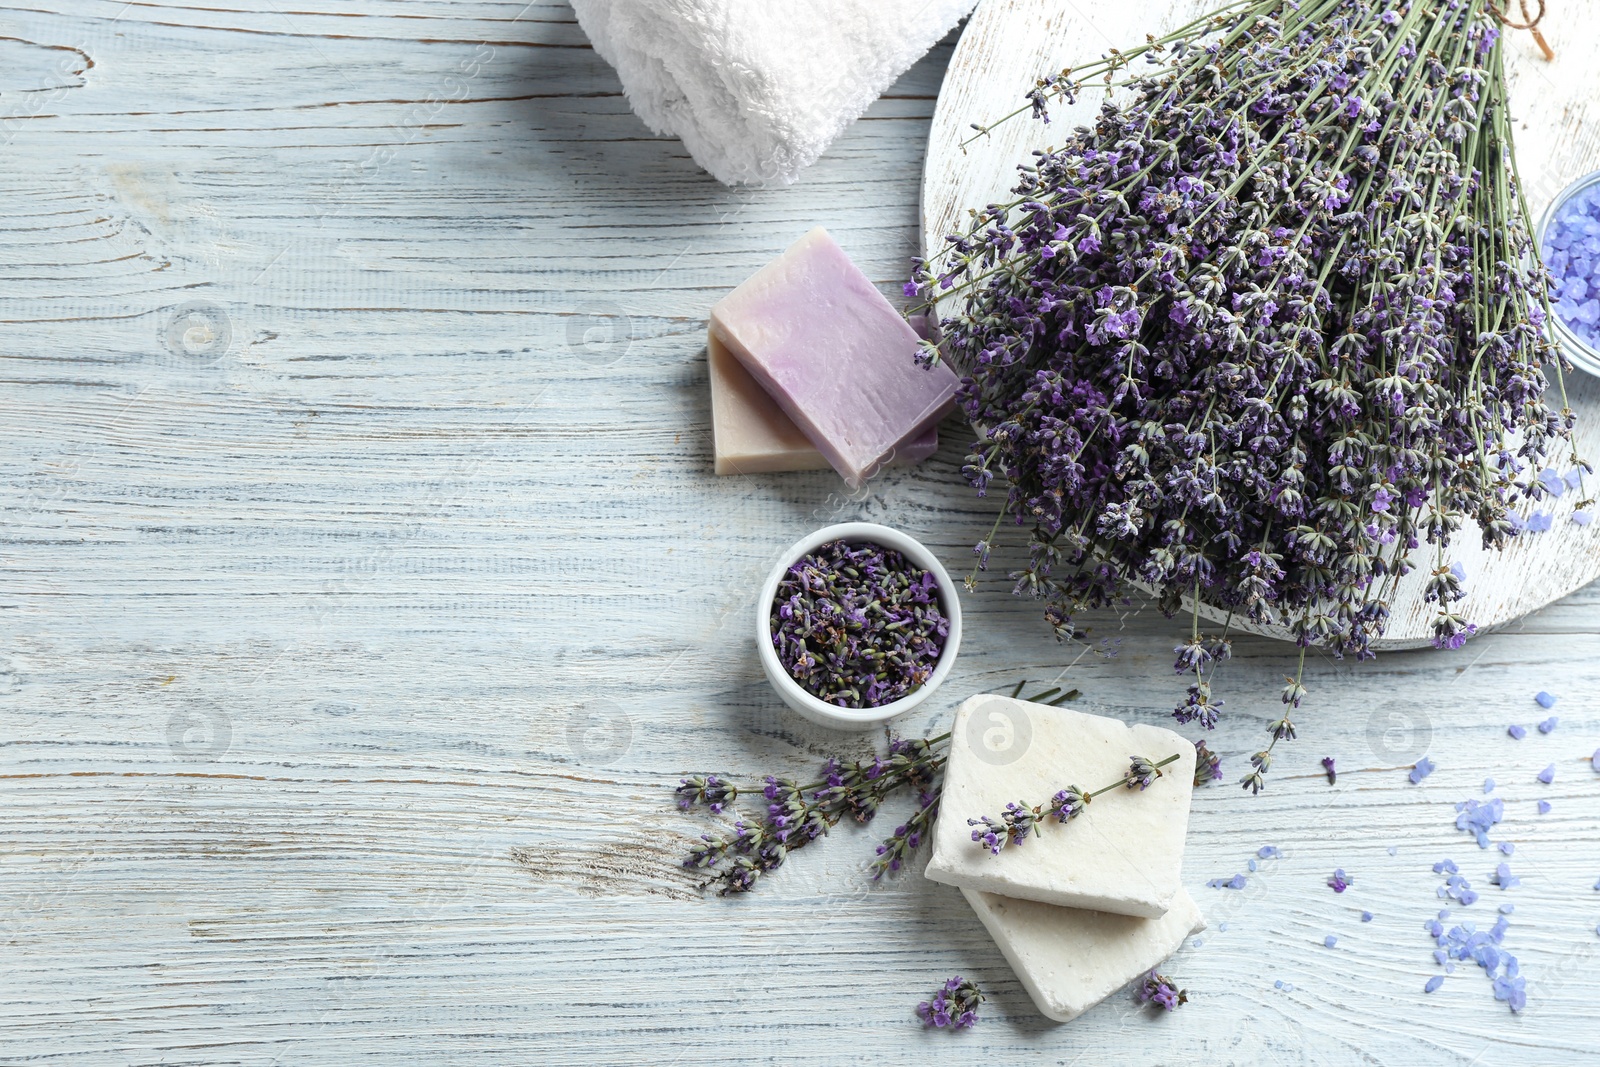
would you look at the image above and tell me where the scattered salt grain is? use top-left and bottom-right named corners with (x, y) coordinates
top-left (1324, 935), bottom-right (1338, 948)
top-left (1483, 777), bottom-right (1495, 793)
top-left (1192, 938), bottom-right (1204, 948)
top-left (1454, 799), bottom-right (1505, 848)
top-left (1329, 868), bottom-right (1351, 893)
top-left (1434, 859), bottom-right (1459, 875)
top-left (1499, 904), bottom-right (1515, 915)
top-left (1388, 846), bottom-right (1399, 856)
top-left (1424, 975), bottom-right (1444, 993)
top-left (1537, 764), bottom-right (1555, 785)
top-left (1535, 691), bottom-right (1557, 709)
top-left (1207, 874), bottom-right (1248, 890)
top-left (1538, 716), bottom-right (1558, 734)
top-left (1507, 724), bottom-right (1527, 740)
top-left (1498, 842), bottom-right (1515, 856)
top-left (1410, 757), bottom-right (1436, 784)
top-left (1362, 911), bottom-right (1374, 922)
top-left (1537, 468), bottom-right (1565, 496)
top-left (1219, 922), bottom-right (1229, 932)
top-left (1528, 511), bottom-right (1553, 533)
top-left (1258, 846), bottom-right (1282, 859)
top-left (1492, 863), bottom-right (1521, 890)
top-left (1538, 800), bottom-right (1552, 815)
top-left (1575, 510), bottom-right (1594, 527)
top-left (1592, 748), bottom-right (1600, 773)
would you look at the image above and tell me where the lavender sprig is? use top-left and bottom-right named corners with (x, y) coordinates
top-left (1194, 740), bottom-right (1223, 786)
top-left (685, 734), bottom-right (948, 895)
top-left (916, 976), bottom-right (985, 1030)
top-left (969, 752), bottom-right (1181, 855)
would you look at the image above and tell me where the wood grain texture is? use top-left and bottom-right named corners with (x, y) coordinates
top-left (1, 1), bottom-right (1598, 1065)
top-left (923, 0), bottom-right (1600, 649)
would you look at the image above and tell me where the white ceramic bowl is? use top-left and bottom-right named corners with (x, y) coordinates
top-left (756, 522), bottom-right (962, 730)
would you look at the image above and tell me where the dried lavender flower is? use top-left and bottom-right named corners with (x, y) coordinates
top-left (1194, 740), bottom-right (1223, 786)
top-left (676, 774), bottom-right (737, 813)
top-left (916, 976), bottom-right (985, 1029)
top-left (910, 0), bottom-right (1581, 793)
top-left (1135, 969), bottom-right (1188, 1011)
top-left (1321, 756), bottom-right (1337, 784)
top-left (769, 539), bottom-right (949, 709)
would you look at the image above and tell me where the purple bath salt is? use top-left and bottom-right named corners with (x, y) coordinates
top-left (1545, 180), bottom-right (1600, 350)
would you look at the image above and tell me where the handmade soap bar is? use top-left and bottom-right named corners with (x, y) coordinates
top-left (962, 886), bottom-right (1205, 1022)
top-left (710, 228), bottom-right (957, 489)
top-left (709, 330), bottom-right (937, 475)
top-left (924, 695), bottom-right (1196, 918)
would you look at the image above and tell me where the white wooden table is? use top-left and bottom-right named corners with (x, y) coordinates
top-left (2, 3), bottom-right (1597, 1064)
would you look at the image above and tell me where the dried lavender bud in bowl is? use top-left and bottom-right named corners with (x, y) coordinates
top-left (756, 522), bottom-right (963, 730)
top-left (770, 539), bottom-right (949, 708)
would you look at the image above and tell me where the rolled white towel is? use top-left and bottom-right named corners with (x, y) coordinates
top-left (570, 0), bottom-right (975, 186)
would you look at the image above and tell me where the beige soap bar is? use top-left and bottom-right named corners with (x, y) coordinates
top-left (963, 886), bottom-right (1205, 1022)
top-left (925, 695), bottom-right (1196, 917)
top-left (708, 329), bottom-right (937, 476)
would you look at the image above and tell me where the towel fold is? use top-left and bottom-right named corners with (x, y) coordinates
top-left (571, 0), bottom-right (975, 186)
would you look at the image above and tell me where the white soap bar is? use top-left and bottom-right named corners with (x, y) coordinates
top-left (962, 886), bottom-right (1205, 1022)
top-left (924, 695), bottom-right (1195, 917)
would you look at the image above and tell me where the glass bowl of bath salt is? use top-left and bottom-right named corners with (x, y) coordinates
top-left (1539, 168), bottom-right (1600, 379)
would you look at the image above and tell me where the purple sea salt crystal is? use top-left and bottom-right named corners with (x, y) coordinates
top-left (1508, 724), bottom-right (1527, 740)
top-left (1537, 764), bottom-right (1555, 785)
top-left (1208, 874), bottom-right (1248, 890)
top-left (1328, 869), bottom-right (1351, 893)
top-left (1499, 842), bottom-right (1515, 856)
top-left (1592, 748), bottom-right (1600, 773)
top-left (1455, 799), bottom-right (1505, 848)
top-left (1410, 757), bottom-right (1436, 784)
top-left (1362, 911), bottom-right (1374, 922)
top-left (1258, 846), bottom-right (1282, 859)
top-left (1537, 715), bottom-right (1558, 733)
top-left (1484, 778), bottom-right (1496, 794)
top-left (1492, 863), bottom-right (1521, 890)
top-left (1575, 511), bottom-right (1594, 527)
top-left (1538, 800), bottom-right (1552, 815)
top-left (1527, 511), bottom-right (1554, 533)
top-left (1424, 975), bottom-right (1445, 993)
top-left (1324, 935), bottom-right (1338, 949)
top-left (1537, 468), bottom-right (1566, 496)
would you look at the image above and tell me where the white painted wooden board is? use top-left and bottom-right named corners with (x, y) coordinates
top-left (924, 0), bottom-right (1600, 649)
top-left (0, 2), bottom-right (1598, 1065)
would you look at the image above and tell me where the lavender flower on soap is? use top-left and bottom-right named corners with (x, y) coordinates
top-left (969, 753), bottom-right (1180, 855)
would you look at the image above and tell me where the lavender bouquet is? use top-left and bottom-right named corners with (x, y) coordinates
top-left (909, 0), bottom-right (1585, 789)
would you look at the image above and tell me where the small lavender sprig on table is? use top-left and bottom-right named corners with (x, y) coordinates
top-left (683, 735), bottom-right (947, 895)
top-left (1193, 740), bottom-right (1222, 786)
top-left (968, 752), bottom-right (1181, 855)
top-left (916, 976), bottom-right (985, 1030)
top-left (1134, 970), bottom-right (1188, 1011)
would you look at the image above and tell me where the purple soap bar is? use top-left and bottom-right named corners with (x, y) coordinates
top-left (710, 228), bottom-right (957, 489)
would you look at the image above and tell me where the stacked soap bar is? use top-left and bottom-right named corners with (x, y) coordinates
top-left (926, 695), bottom-right (1200, 1022)
top-left (710, 228), bottom-right (956, 488)
top-left (708, 329), bottom-right (937, 475)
